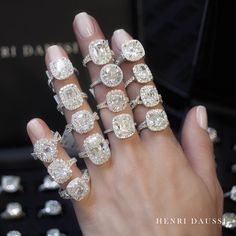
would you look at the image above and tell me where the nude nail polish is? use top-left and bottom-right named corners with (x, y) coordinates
top-left (27, 119), bottom-right (47, 140)
top-left (74, 12), bottom-right (95, 38)
top-left (113, 29), bottom-right (132, 48)
top-left (196, 106), bottom-right (208, 130)
top-left (46, 45), bottom-right (66, 62)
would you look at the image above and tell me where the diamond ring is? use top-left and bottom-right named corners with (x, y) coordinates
top-left (7, 231), bottom-right (22, 236)
top-left (78, 133), bottom-right (111, 165)
top-left (104, 114), bottom-right (136, 139)
top-left (90, 64), bottom-right (123, 88)
top-left (115, 39), bottom-right (145, 65)
top-left (224, 186), bottom-right (236, 202)
top-left (46, 57), bottom-right (75, 92)
top-left (38, 175), bottom-right (60, 192)
top-left (0, 202), bottom-right (25, 220)
top-left (222, 212), bottom-right (236, 228)
top-left (38, 200), bottom-right (62, 217)
top-left (47, 229), bottom-right (66, 236)
top-left (54, 84), bottom-right (88, 114)
top-left (125, 64), bottom-right (153, 88)
top-left (31, 132), bottom-right (61, 163)
top-left (97, 90), bottom-right (129, 113)
top-left (0, 176), bottom-right (23, 194)
top-left (137, 109), bottom-right (169, 133)
top-left (48, 158), bottom-right (77, 184)
top-left (83, 39), bottom-right (114, 67)
top-left (59, 169), bottom-right (90, 201)
top-left (130, 85), bottom-right (162, 110)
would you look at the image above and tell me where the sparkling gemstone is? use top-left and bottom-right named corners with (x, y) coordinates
top-left (48, 159), bottom-right (73, 184)
top-left (59, 84), bottom-right (84, 110)
top-left (7, 231), bottom-right (22, 236)
top-left (121, 40), bottom-right (145, 61)
top-left (72, 110), bottom-right (97, 134)
top-left (230, 186), bottom-right (236, 201)
top-left (40, 175), bottom-right (60, 191)
top-left (112, 114), bottom-right (136, 139)
top-left (89, 40), bottom-right (112, 65)
top-left (100, 64), bottom-right (123, 87)
top-left (44, 200), bottom-right (62, 216)
top-left (140, 85), bottom-right (160, 107)
top-left (84, 133), bottom-right (111, 165)
top-left (6, 202), bottom-right (23, 217)
top-left (33, 138), bottom-right (57, 163)
top-left (146, 109), bottom-right (169, 131)
top-left (222, 213), bottom-right (236, 228)
top-left (106, 90), bottom-right (128, 112)
top-left (133, 64), bottom-right (153, 83)
top-left (47, 229), bottom-right (61, 236)
top-left (1, 176), bottom-right (21, 193)
top-left (49, 57), bottom-right (74, 80)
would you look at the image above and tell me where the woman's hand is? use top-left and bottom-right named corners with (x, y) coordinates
top-left (27, 12), bottom-right (223, 236)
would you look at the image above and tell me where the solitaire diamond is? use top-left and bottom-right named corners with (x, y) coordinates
top-left (6, 202), bottom-right (24, 218)
top-left (72, 110), bottom-right (98, 134)
top-left (59, 84), bottom-right (84, 111)
top-left (39, 175), bottom-right (60, 191)
top-left (121, 40), bottom-right (145, 61)
top-left (48, 159), bottom-right (76, 184)
top-left (112, 114), bottom-right (136, 139)
top-left (100, 64), bottom-right (123, 87)
top-left (44, 200), bottom-right (62, 216)
top-left (146, 109), bottom-right (169, 131)
top-left (140, 85), bottom-right (160, 107)
top-left (133, 64), bottom-right (153, 83)
top-left (89, 40), bottom-right (112, 65)
top-left (49, 57), bottom-right (74, 80)
top-left (83, 133), bottom-right (111, 165)
top-left (222, 213), bottom-right (236, 228)
top-left (106, 90), bottom-right (128, 112)
top-left (1, 176), bottom-right (21, 193)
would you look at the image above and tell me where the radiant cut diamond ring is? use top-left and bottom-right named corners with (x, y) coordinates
top-left (38, 175), bottom-right (60, 192)
top-left (137, 109), bottom-right (169, 133)
top-left (115, 39), bottom-right (145, 65)
top-left (130, 85), bottom-right (162, 109)
top-left (54, 84), bottom-right (88, 114)
top-left (104, 114), bottom-right (136, 139)
top-left (125, 64), bottom-right (153, 88)
top-left (59, 169), bottom-right (90, 201)
top-left (83, 39), bottom-right (113, 67)
top-left (78, 133), bottom-right (111, 165)
top-left (31, 132), bottom-right (61, 163)
top-left (97, 89), bottom-right (129, 112)
top-left (90, 64), bottom-right (123, 88)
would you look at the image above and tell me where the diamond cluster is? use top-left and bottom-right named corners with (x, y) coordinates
top-left (146, 109), bottom-right (169, 131)
top-left (49, 57), bottom-right (74, 80)
top-left (106, 90), bottom-right (128, 112)
top-left (133, 64), bottom-right (153, 83)
top-left (140, 85), bottom-right (160, 107)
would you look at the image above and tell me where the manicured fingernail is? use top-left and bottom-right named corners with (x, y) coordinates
top-left (113, 29), bottom-right (132, 48)
top-left (74, 12), bottom-right (95, 38)
top-left (46, 45), bottom-right (66, 63)
top-left (27, 119), bottom-right (47, 141)
top-left (196, 106), bottom-right (208, 130)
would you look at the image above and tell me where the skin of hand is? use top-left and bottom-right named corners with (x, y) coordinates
top-left (27, 12), bottom-right (223, 236)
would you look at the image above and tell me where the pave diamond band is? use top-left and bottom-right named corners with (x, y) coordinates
top-left (104, 114), bottom-right (136, 139)
top-left (97, 89), bottom-right (129, 112)
top-left (83, 39), bottom-right (113, 67)
top-left (125, 64), bottom-right (153, 88)
top-left (59, 169), bottom-right (90, 201)
top-left (48, 158), bottom-right (77, 184)
top-left (79, 133), bottom-right (111, 165)
top-left (137, 109), bottom-right (169, 133)
top-left (32, 132), bottom-right (61, 163)
top-left (130, 85), bottom-right (162, 109)
top-left (54, 84), bottom-right (88, 114)
top-left (115, 39), bottom-right (145, 65)
top-left (90, 64), bottom-right (123, 88)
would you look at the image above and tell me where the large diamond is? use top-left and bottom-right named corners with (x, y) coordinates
top-left (59, 84), bottom-right (84, 111)
top-left (48, 159), bottom-right (72, 184)
top-left (140, 85), bottom-right (160, 107)
top-left (121, 40), bottom-right (145, 62)
top-left (44, 200), bottom-right (62, 216)
top-left (100, 64), bottom-right (123, 87)
top-left (49, 57), bottom-right (74, 80)
top-left (106, 90), bottom-right (128, 112)
top-left (112, 114), bottom-right (136, 139)
top-left (72, 110), bottom-right (96, 134)
top-left (6, 202), bottom-right (23, 217)
top-left (84, 133), bottom-right (111, 165)
top-left (146, 109), bottom-right (169, 131)
top-left (33, 138), bottom-right (58, 163)
top-left (222, 213), bottom-right (236, 228)
top-left (1, 176), bottom-right (21, 193)
top-left (89, 40), bottom-right (112, 65)
top-left (133, 64), bottom-right (153, 83)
